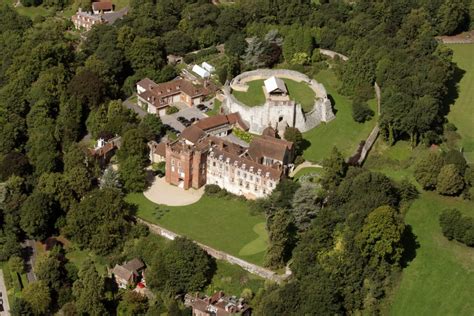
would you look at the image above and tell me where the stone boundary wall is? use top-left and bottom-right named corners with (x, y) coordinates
top-left (136, 218), bottom-right (288, 283)
top-left (357, 125), bottom-right (380, 165)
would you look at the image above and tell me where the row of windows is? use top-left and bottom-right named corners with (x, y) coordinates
top-left (209, 161), bottom-right (274, 186)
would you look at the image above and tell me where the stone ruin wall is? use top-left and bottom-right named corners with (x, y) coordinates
top-left (224, 69), bottom-right (335, 134)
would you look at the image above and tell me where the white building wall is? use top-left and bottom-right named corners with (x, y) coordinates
top-left (206, 155), bottom-right (277, 199)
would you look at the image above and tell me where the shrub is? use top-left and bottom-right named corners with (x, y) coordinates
top-left (166, 106), bottom-right (179, 115)
top-left (436, 164), bottom-right (465, 196)
top-left (352, 100), bottom-right (374, 123)
top-left (445, 122), bottom-right (457, 131)
top-left (439, 209), bottom-right (474, 247)
top-left (233, 129), bottom-right (254, 143)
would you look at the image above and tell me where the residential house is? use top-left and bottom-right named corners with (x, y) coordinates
top-left (71, 6), bottom-right (128, 31)
top-left (185, 292), bottom-right (251, 316)
top-left (92, 1), bottom-right (113, 14)
top-left (136, 77), bottom-right (212, 116)
top-left (110, 258), bottom-right (145, 289)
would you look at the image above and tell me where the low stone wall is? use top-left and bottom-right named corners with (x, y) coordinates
top-left (136, 217), bottom-right (288, 283)
top-left (230, 69), bottom-right (329, 99)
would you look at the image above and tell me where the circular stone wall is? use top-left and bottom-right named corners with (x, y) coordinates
top-left (223, 69), bottom-right (335, 134)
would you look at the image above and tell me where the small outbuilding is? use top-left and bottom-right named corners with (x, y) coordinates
top-left (264, 76), bottom-right (287, 96)
top-left (192, 65), bottom-right (210, 79)
top-left (201, 62), bottom-right (215, 73)
top-left (110, 258), bottom-right (145, 289)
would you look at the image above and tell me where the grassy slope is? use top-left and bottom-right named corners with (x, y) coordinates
top-left (125, 193), bottom-right (268, 266)
top-left (232, 78), bottom-right (316, 111)
top-left (391, 192), bottom-right (474, 315)
top-left (388, 42), bottom-right (474, 316)
top-left (366, 139), bottom-right (474, 314)
top-left (447, 44), bottom-right (474, 162)
top-left (302, 69), bottom-right (377, 163)
top-left (205, 260), bottom-right (265, 296)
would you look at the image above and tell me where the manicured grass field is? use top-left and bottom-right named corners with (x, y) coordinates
top-left (232, 78), bottom-right (316, 111)
top-left (125, 193), bottom-right (268, 266)
top-left (390, 192), bottom-right (474, 316)
top-left (302, 69), bottom-right (377, 163)
top-left (232, 80), bottom-right (267, 106)
top-left (365, 138), bottom-right (474, 315)
top-left (446, 44), bottom-right (474, 163)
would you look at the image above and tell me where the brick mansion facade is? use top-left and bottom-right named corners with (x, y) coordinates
top-left (150, 114), bottom-right (294, 199)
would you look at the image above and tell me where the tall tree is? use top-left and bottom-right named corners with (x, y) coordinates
top-left (436, 164), bottom-right (465, 196)
top-left (414, 152), bottom-right (444, 190)
top-left (264, 209), bottom-right (296, 269)
top-left (22, 281), bottom-right (51, 315)
top-left (73, 259), bottom-right (107, 315)
top-left (20, 192), bottom-right (57, 240)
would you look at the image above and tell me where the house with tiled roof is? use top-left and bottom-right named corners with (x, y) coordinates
top-left (157, 113), bottom-right (293, 199)
top-left (110, 258), bottom-right (145, 289)
top-left (136, 77), bottom-right (212, 116)
top-left (185, 292), bottom-right (251, 316)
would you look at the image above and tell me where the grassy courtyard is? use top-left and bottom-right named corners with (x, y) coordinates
top-left (302, 69), bottom-right (377, 163)
top-left (446, 44), bottom-right (474, 163)
top-left (125, 193), bottom-right (268, 266)
top-left (232, 78), bottom-right (316, 112)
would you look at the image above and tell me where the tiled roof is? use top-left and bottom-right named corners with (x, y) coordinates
top-left (181, 125), bottom-right (206, 144)
top-left (137, 78), bottom-right (210, 108)
top-left (248, 135), bottom-right (293, 162)
top-left (92, 1), bottom-right (113, 11)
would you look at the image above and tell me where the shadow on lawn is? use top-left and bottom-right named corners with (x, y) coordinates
top-left (440, 65), bottom-right (465, 117)
top-left (400, 224), bottom-right (419, 269)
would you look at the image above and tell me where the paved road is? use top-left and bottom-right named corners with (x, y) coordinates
top-left (123, 97), bottom-right (146, 118)
top-left (22, 240), bottom-right (37, 283)
top-left (0, 270), bottom-right (11, 315)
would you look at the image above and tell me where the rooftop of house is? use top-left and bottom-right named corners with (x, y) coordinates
top-left (185, 292), bottom-right (251, 316)
top-left (137, 77), bottom-right (210, 108)
top-left (111, 258), bottom-right (145, 282)
top-left (248, 135), bottom-right (294, 163)
top-left (92, 1), bottom-right (113, 11)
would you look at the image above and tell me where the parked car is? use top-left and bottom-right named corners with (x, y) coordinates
top-left (177, 116), bottom-right (186, 122)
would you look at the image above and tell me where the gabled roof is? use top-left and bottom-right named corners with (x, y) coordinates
top-left (181, 125), bottom-right (206, 144)
top-left (248, 135), bottom-right (293, 162)
top-left (123, 258), bottom-right (145, 272)
top-left (92, 1), bottom-right (113, 11)
top-left (264, 76), bottom-right (287, 94)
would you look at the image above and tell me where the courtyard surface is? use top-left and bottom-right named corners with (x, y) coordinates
top-left (232, 78), bottom-right (316, 111)
top-left (144, 176), bottom-right (204, 206)
top-left (125, 193), bottom-right (268, 266)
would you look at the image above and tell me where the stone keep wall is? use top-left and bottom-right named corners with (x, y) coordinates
top-left (223, 69), bottom-right (334, 134)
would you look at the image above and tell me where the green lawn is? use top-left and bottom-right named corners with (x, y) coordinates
top-left (205, 261), bottom-right (265, 297)
top-left (232, 78), bottom-right (316, 111)
top-left (365, 138), bottom-right (474, 315)
top-left (446, 44), bottom-right (474, 162)
top-left (390, 192), bottom-right (474, 315)
top-left (232, 80), bottom-right (267, 106)
top-left (125, 193), bottom-right (268, 266)
top-left (302, 69), bottom-right (377, 163)
top-left (208, 99), bottom-right (222, 116)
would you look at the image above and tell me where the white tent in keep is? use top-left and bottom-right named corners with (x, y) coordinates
top-left (264, 76), bottom-right (287, 95)
top-left (192, 65), bottom-right (210, 78)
